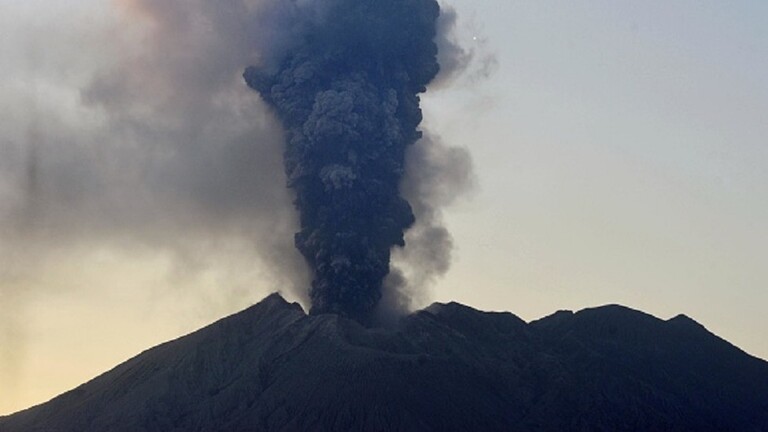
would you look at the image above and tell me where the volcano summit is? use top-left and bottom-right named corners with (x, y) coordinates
top-left (2, 294), bottom-right (767, 431)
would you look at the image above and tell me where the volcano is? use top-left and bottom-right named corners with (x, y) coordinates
top-left (2, 293), bottom-right (767, 431)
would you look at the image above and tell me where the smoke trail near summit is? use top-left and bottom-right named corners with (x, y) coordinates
top-left (245, 0), bottom-right (442, 322)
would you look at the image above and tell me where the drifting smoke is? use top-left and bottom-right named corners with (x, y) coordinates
top-left (0, 0), bottom-right (479, 412)
top-left (0, 1), bottom-right (304, 411)
top-left (245, 0), bottom-right (456, 322)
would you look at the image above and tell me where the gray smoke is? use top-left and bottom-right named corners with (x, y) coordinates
top-left (1, 0), bottom-right (307, 289)
top-left (384, 133), bottom-right (474, 312)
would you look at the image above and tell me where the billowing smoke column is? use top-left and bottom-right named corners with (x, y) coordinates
top-left (244, 0), bottom-right (441, 322)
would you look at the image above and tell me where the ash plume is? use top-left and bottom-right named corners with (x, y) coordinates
top-left (244, 0), bottom-right (445, 322)
top-left (1, 0), bottom-right (474, 336)
top-left (0, 0), bottom-right (478, 412)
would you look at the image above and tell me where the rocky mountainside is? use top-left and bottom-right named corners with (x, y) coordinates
top-left (2, 294), bottom-right (767, 431)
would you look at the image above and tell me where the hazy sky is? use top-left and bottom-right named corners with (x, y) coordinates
top-left (2, 0), bottom-right (767, 415)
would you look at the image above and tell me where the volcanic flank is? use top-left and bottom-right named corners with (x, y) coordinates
top-left (244, 0), bottom-right (446, 322)
top-left (2, 293), bottom-right (767, 431)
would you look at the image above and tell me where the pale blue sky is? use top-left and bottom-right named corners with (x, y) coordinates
top-left (1, 0), bottom-right (766, 415)
top-left (429, 0), bottom-right (768, 359)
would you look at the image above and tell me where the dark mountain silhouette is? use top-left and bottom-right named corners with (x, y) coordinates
top-left (2, 294), bottom-right (767, 431)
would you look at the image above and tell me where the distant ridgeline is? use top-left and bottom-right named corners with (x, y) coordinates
top-left (2, 293), bottom-right (767, 431)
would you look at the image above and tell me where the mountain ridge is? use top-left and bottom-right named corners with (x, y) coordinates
top-left (2, 293), bottom-right (767, 431)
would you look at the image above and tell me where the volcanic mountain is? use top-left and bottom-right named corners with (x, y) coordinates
top-left (2, 294), bottom-right (767, 431)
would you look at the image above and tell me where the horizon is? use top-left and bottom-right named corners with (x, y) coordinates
top-left (2, 291), bottom-right (765, 417)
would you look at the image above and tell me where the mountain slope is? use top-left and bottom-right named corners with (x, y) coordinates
top-left (2, 294), bottom-right (767, 431)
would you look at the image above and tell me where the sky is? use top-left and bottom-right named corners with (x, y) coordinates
top-left (1, 0), bottom-right (767, 415)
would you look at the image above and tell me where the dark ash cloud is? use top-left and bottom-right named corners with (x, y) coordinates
top-left (244, 0), bottom-right (476, 323)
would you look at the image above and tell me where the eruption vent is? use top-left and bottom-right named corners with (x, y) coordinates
top-left (245, 0), bottom-right (442, 322)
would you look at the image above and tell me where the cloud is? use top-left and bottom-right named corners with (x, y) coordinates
top-left (383, 132), bottom-right (475, 315)
top-left (1, 0), bottom-right (307, 287)
top-left (433, 4), bottom-right (499, 86)
top-left (0, 1), bottom-right (310, 408)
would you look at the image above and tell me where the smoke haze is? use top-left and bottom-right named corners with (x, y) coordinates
top-left (1, 0), bottom-right (476, 410)
top-left (0, 0), bottom-right (303, 411)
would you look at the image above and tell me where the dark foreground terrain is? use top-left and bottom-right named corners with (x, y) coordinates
top-left (2, 294), bottom-right (767, 431)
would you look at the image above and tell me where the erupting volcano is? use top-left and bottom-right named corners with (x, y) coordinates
top-left (244, 0), bottom-right (443, 322)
